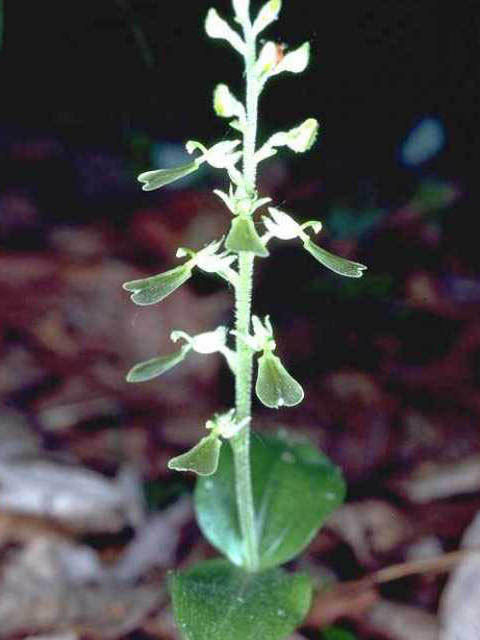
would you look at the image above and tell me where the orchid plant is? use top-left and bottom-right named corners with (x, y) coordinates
top-left (124, 1), bottom-right (367, 638)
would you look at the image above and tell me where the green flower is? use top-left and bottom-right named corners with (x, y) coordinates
top-left (168, 434), bottom-right (222, 476)
top-left (226, 216), bottom-right (269, 257)
top-left (256, 351), bottom-right (304, 409)
top-left (262, 207), bottom-right (367, 278)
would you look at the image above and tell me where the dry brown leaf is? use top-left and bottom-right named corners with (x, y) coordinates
top-left (366, 600), bottom-right (439, 640)
top-left (0, 460), bottom-right (144, 532)
top-left (439, 511), bottom-right (480, 640)
top-left (113, 497), bottom-right (193, 581)
top-left (306, 582), bottom-right (379, 627)
top-left (404, 456), bottom-right (480, 503)
top-left (0, 538), bottom-right (161, 638)
top-left (328, 501), bottom-right (413, 566)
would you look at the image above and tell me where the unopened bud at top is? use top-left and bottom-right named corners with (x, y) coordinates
top-left (253, 0), bottom-right (282, 35)
top-left (272, 41), bottom-right (310, 75)
top-left (232, 0), bottom-right (250, 23)
top-left (205, 8), bottom-right (246, 55)
top-left (213, 84), bottom-right (246, 122)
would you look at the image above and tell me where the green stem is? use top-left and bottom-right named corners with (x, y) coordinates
top-left (230, 23), bottom-right (260, 572)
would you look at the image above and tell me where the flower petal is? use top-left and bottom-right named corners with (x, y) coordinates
top-left (273, 42), bottom-right (310, 75)
top-left (256, 352), bottom-right (304, 409)
top-left (137, 161), bottom-right (199, 191)
top-left (303, 239), bottom-right (367, 278)
top-left (123, 263), bottom-right (193, 305)
top-left (225, 217), bottom-right (269, 257)
top-left (126, 346), bottom-right (191, 383)
top-left (168, 435), bottom-right (222, 476)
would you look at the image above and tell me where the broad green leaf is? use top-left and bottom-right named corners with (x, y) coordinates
top-left (127, 345), bottom-right (190, 382)
top-left (137, 161), bottom-right (199, 191)
top-left (169, 558), bottom-right (312, 640)
top-left (303, 239), bottom-right (367, 278)
top-left (168, 435), bottom-right (222, 476)
top-left (323, 627), bottom-right (358, 640)
top-left (195, 431), bottom-right (346, 569)
top-left (123, 263), bottom-right (193, 305)
top-left (226, 216), bottom-right (269, 257)
top-left (255, 352), bottom-right (304, 408)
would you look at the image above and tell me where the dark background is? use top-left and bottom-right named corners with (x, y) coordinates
top-left (1, 1), bottom-right (480, 638)
top-left (2, 0), bottom-right (479, 193)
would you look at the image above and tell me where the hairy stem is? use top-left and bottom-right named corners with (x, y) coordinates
top-left (230, 22), bottom-right (260, 572)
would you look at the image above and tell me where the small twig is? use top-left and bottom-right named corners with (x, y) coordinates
top-left (370, 547), bottom-right (479, 586)
top-left (307, 548), bottom-right (479, 627)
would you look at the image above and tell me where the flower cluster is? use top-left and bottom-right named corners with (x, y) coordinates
top-left (123, 0), bottom-right (367, 476)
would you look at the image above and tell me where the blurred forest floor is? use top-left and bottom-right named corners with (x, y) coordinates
top-left (1, 132), bottom-right (480, 640)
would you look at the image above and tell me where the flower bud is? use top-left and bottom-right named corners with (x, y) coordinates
top-left (253, 0), bottom-right (282, 35)
top-left (272, 41), bottom-right (310, 75)
top-left (232, 0), bottom-right (250, 23)
top-left (284, 118), bottom-right (319, 152)
top-left (213, 84), bottom-right (245, 120)
top-left (206, 409), bottom-right (248, 439)
top-left (255, 41), bottom-right (278, 76)
top-left (205, 8), bottom-right (246, 55)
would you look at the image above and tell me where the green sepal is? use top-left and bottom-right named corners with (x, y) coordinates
top-left (169, 558), bottom-right (312, 640)
top-left (137, 161), bottom-right (199, 191)
top-left (195, 431), bottom-right (346, 569)
top-left (225, 216), bottom-right (269, 257)
top-left (303, 239), bottom-right (367, 278)
top-left (123, 263), bottom-right (193, 306)
top-left (168, 434), bottom-right (222, 476)
top-left (126, 345), bottom-right (191, 382)
top-left (255, 351), bottom-right (304, 408)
